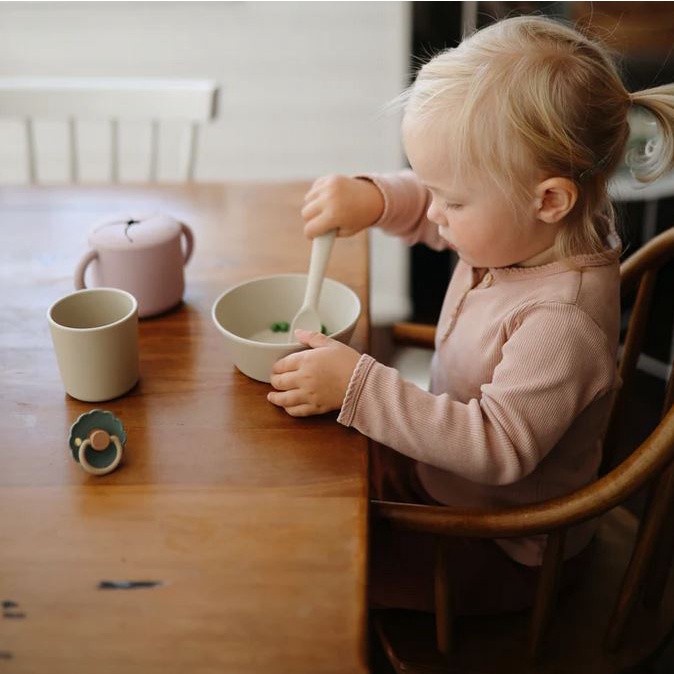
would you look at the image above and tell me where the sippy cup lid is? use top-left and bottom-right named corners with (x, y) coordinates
top-left (89, 213), bottom-right (182, 250)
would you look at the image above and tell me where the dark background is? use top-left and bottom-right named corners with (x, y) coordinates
top-left (408, 1), bottom-right (674, 366)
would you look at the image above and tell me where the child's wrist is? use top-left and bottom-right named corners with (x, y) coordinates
top-left (355, 177), bottom-right (385, 226)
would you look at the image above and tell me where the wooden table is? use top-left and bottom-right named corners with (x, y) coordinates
top-left (0, 184), bottom-right (370, 674)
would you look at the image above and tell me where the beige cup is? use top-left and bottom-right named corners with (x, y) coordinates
top-left (48, 288), bottom-right (139, 402)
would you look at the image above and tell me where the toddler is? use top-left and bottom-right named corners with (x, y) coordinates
top-left (267, 16), bottom-right (674, 614)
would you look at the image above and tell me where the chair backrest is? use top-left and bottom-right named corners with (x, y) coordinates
top-left (602, 227), bottom-right (674, 472)
top-left (0, 77), bottom-right (217, 183)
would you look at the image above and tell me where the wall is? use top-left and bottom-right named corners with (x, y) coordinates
top-left (0, 1), bottom-right (409, 180)
top-left (0, 1), bottom-right (413, 322)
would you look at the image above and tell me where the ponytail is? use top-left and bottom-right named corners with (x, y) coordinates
top-left (627, 84), bottom-right (674, 183)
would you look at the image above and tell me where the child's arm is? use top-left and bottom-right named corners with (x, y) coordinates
top-left (302, 174), bottom-right (385, 238)
top-left (338, 302), bottom-right (616, 486)
top-left (302, 171), bottom-right (449, 251)
top-left (270, 171), bottom-right (446, 418)
top-left (358, 170), bottom-right (449, 251)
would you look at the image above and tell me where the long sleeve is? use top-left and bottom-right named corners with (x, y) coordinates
top-left (338, 301), bottom-right (616, 486)
top-left (357, 170), bottom-right (450, 252)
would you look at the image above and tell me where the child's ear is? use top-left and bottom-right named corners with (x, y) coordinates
top-left (534, 178), bottom-right (578, 224)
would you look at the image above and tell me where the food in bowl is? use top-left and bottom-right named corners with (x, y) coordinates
top-left (248, 322), bottom-right (327, 344)
top-left (211, 273), bottom-right (361, 383)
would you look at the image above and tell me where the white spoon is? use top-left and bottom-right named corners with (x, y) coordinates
top-left (288, 230), bottom-right (337, 342)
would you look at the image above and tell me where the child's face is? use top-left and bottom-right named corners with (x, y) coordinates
top-left (403, 119), bottom-right (558, 269)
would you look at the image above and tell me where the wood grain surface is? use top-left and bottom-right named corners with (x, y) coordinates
top-left (0, 183), bottom-right (370, 674)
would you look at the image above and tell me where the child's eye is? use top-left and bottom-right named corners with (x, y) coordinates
top-left (444, 202), bottom-right (463, 210)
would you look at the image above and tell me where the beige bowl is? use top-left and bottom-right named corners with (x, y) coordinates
top-left (212, 273), bottom-right (361, 383)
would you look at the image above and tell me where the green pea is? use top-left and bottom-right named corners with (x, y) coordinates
top-left (270, 321), bottom-right (327, 334)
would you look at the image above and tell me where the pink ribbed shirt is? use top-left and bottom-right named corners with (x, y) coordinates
top-left (337, 170), bottom-right (621, 566)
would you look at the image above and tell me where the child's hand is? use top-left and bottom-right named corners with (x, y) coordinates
top-left (267, 329), bottom-right (361, 416)
top-left (302, 175), bottom-right (384, 239)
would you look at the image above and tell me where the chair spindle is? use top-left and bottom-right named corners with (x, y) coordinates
top-left (620, 270), bottom-right (657, 389)
top-left (602, 270), bottom-right (658, 473)
top-left (24, 117), bottom-right (37, 184)
top-left (184, 121), bottom-right (198, 182)
top-left (110, 118), bottom-right (119, 183)
top-left (149, 119), bottom-right (160, 182)
top-left (529, 528), bottom-right (565, 659)
top-left (434, 537), bottom-right (454, 656)
top-left (663, 363), bottom-right (674, 415)
top-left (605, 463), bottom-right (674, 650)
top-left (68, 117), bottom-right (78, 183)
top-left (642, 464), bottom-right (674, 609)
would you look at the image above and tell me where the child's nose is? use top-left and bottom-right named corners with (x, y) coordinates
top-left (426, 200), bottom-right (445, 225)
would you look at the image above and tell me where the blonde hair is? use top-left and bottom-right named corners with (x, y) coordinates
top-left (402, 15), bottom-right (674, 260)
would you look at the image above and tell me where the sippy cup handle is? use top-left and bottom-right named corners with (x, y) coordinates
top-left (179, 223), bottom-right (194, 266)
top-left (74, 250), bottom-right (98, 289)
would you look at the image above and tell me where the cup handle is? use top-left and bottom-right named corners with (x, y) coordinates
top-left (74, 250), bottom-right (98, 289)
top-left (179, 223), bottom-right (194, 265)
top-left (78, 435), bottom-right (123, 476)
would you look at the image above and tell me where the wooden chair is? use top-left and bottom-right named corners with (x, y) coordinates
top-left (370, 227), bottom-right (674, 674)
top-left (0, 77), bottom-right (217, 183)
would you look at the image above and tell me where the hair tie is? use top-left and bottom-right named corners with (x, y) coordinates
top-left (578, 154), bottom-right (610, 181)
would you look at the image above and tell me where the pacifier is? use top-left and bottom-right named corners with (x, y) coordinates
top-left (68, 409), bottom-right (126, 476)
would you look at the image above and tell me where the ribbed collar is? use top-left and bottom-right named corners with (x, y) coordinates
top-left (486, 243), bottom-right (621, 283)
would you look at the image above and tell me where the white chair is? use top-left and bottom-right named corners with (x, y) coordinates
top-left (0, 77), bottom-right (217, 183)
